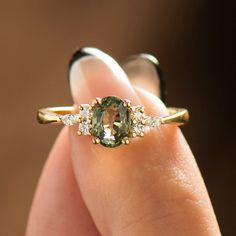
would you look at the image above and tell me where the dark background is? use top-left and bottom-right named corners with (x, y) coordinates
top-left (0, 1), bottom-right (234, 235)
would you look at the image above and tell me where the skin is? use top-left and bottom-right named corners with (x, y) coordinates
top-left (26, 51), bottom-right (221, 236)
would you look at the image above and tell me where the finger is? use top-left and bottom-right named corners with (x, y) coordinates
top-left (132, 86), bottom-right (221, 235)
top-left (69, 47), bottom-right (140, 104)
top-left (121, 53), bottom-right (165, 101)
top-left (26, 127), bottom-right (100, 236)
top-left (69, 48), bottom-right (220, 235)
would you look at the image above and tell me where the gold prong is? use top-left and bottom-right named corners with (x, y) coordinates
top-left (96, 97), bottom-right (102, 105)
top-left (132, 132), bottom-right (137, 138)
top-left (141, 106), bottom-right (145, 112)
top-left (141, 119), bottom-right (146, 125)
top-left (122, 138), bottom-right (130, 145)
top-left (124, 99), bottom-right (131, 108)
top-left (92, 97), bottom-right (102, 106)
top-left (140, 132), bottom-right (144, 137)
top-left (132, 119), bottom-right (137, 124)
top-left (77, 131), bottom-right (82, 136)
top-left (92, 137), bottom-right (100, 144)
top-left (86, 129), bottom-right (92, 135)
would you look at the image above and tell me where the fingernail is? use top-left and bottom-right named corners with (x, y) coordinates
top-left (68, 47), bottom-right (139, 105)
top-left (122, 53), bottom-right (166, 103)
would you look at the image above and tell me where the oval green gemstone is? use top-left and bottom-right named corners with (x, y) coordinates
top-left (91, 96), bottom-right (130, 148)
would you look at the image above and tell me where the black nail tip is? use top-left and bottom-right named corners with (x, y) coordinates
top-left (151, 58), bottom-right (166, 104)
top-left (68, 48), bottom-right (167, 103)
top-left (68, 47), bottom-right (95, 74)
top-left (138, 54), bottom-right (166, 103)
top-left (122, 54), bottom-right (167, 104)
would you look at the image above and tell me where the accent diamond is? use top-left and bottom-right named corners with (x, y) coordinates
top-left (132, 106), bottom-right (145, 122)
top-left (79, 104), bottom-right (91, 120)
top-left (132, 123), bottom-right (145, 135)
top-left (61, 114), bottom-right (80, 126)
top-left (131, 106), bottom-right (146, 136)
top-left (146, 116), bottom-right (161, 128)
top-left (79, 121), bottom-right (91, 135)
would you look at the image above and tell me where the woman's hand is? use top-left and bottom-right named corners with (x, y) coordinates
top-left (26, 49), bottom-right (221, 236)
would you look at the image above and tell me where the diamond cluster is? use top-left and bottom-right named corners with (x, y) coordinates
top-left (130, 106), bottom-right (161, 137)
top-left (78, 104), bottom-right (92, 135)
top-left (131, 106), bottom-right (146, 137)
top-left (60, 104), bottom-right (92, 135)
top-left (60, 114), bottom-right (80, 126)
top-left (145, 116), bottom-right (161, 128)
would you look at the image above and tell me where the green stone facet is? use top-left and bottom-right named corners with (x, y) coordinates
top-left (91, 96), bottom-right (130, 148)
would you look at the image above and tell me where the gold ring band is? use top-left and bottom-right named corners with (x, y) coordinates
top-left (37, 106), bottom-right (189, 126)
top-left (37, 96), bottom-right (189, 148)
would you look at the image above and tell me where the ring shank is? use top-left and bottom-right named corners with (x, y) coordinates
top-left (37, 106), bottom-right (189, 126)
top-left (160, 107), bottom-right (189, 126)
top-left (37, 106), bottom-right (75, 124)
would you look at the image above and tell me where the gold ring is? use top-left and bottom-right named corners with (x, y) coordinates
top-left (37, 96), bottom-right (189, 148)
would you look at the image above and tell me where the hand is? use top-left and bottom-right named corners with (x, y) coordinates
top-left (26, 49), bottom-right (221, 236)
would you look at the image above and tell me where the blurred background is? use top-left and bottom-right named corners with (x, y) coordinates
top-left (0, 1), bottom-right (234, 235)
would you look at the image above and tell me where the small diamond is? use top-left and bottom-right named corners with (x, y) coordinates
top-left (79, 121), bottom-right (91, 135)
top-left (61, 114), bottom-right (79, 126)
top-left (80, 104), bottom-right (91, 120)
top-left (132, 106), bottom-right (145, 122)
top-left (146, 117), bottom-right (161, 128)
top-left (132, 123), bottom-right (145, 136)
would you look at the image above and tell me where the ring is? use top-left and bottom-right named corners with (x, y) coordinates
top-left (37, 96), bottom-right (189, 148)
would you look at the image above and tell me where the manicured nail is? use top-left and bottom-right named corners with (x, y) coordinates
top-left (122, 53), bottom-right (166, 103)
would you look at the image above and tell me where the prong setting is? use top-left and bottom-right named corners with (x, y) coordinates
top-left (130, 105), bottom-right (146, 137)
top-left (92, 137), bottom-right (100, 144)
top-left (123, 99), bottom-right (131, 108)
top-left (122, 137), bottom-right (130, 145)
top-left (95, 97), bottom-right (102, 105)
top-left (139, 132), bottom-right (144, 137)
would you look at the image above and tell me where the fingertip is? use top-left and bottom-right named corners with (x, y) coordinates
top-left (122, 53), bottom-right (166, 103)
top-left (69, 47), bottom-right (139, 104)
